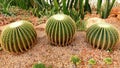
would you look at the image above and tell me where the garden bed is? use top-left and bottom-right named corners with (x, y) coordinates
top-left (0, 7), bottom-right (120, 68)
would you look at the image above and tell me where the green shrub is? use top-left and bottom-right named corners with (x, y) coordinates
top-left (11, 0), bottom-right (32, 10)
top-left (45, 14), bottom-right (76, 46)
top-left (32, 63), bottom-right (46, 68)
top-left (103, 57), bottom-right (112, 64)
top-left (88, 58), bottom-right (96, 65)
top-left (96, 0), bottom-right (116, 18)
top-left (70, 55), bottom-right (81, 65)
top-left (0, 20), bottom-right (37, 53)
top-left (86, 22), bottom-right (119, 50)
top-left (0, 0), bottom-right (13, 16)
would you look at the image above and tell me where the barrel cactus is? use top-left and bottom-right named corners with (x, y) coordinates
top-left (86, 22), bottom-right (119, 50)
top-left (0, 20), bottom-right (37, 53)
top-left (45, 14), bottom-right (76, 46)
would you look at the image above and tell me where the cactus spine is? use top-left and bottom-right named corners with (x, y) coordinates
top-left (1, 20), bottom-right (37, 53)
top-left (45, 14), bottom-right (76, 46)
top-left (86, 22), bottom-right (119, 50)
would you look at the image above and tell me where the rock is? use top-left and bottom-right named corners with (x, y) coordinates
top-left (35, 23), bottom-right (46, 31)
top-left (117, 14), bottom-right (120, 20)
top-left (110, 7), bottom-right (120, 20)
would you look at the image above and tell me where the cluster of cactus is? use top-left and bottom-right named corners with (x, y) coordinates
top-left (86, 22), bottom-right (119, 50)
top-left (0, 13), bottom-right (119, 54)
top-left (0, 20), bottom-right (37, 53)
top-left (45, 14), bottom-right (76, 46)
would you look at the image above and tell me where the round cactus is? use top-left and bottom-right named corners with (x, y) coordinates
top-left (86, 22), bottom-right (119, 50)
top-left (45, 14), bottom-right (76, 46)
top-left (0, 20), bottom-right (37, 53)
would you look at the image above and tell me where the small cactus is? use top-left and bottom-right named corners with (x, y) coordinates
top-left (32, 63), bottom-right (46, 68)
top-left (45, 14), bottom-right (76, 46)
top-left (86, 22), bottom-right (119, 50)
top-left (0, 20), bottom-right (37, 53)
top-left (88, 58), bottom-right (96, 65)
top-left (103, 57), bottom-right (112, 64)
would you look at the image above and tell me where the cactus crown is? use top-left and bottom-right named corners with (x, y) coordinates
top-left (45, 14), bottom-right (76, 46)
top-left (86, 22), bottom-right (119, 50)
top-left (1, 20), bottom-right (37, 53)
top-left (52, 14), bottom-right (65, 20)
top-left (9, 21), bottom-right (23, 28)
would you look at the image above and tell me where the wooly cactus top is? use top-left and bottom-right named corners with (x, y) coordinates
top-left (1, 20), bottom-right (37, 53)
top-left (46, 14), bottom-right (76, 46)
top-left (86, 17), bottom-right (105, 29)
top-left (86, 22), bottom-right (119, 50)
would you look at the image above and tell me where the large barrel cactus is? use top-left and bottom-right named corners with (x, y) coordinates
top-left (45, 14), bottom-right (76, 46)
top-left (0, 20), bottom-right (37, 53)
top-left (86, 22), bottom-right (119, 50)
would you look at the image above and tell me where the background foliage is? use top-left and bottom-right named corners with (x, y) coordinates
top-left (0, 0), bottom-right (119, 26)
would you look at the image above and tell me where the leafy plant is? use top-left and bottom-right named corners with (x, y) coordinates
top-left (11, 0), bottom-right (32, 10)
top-left (30, 0), bottom-right (54, 17)
top-left (97, 0), bottom-right (102, 14)
top-left (86, 22), bottom-right (119, 50)
top-left (0, 20), bottom-right (37, 53)
top-left (32, 63), bottom-right (46, 68)
top-left (103, 57), bottom-right (112, 64)
top-left (75, 0), bottom-right (92, 31)
top-left (45, 14), bottom-right (76, 46)
top-left (32, 62), bottom-right (53, 68)
top-left (76, 19), bottom-right (86, 31)
top-left (84, 0), bottom-right (92, 14)
top-left (100, 0), bottom-right (116, 18)
top-left (62, 0), bottom-right (69, 15)
top-left (70, 55), bottom-right (81, 68)
top-left (88, 58), bottom-right (96, 65)
top-left (0, 0), bottom-right (13, 16)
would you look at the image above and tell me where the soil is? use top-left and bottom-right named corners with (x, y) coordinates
top-left (0, 7), bottom-right (120, 68)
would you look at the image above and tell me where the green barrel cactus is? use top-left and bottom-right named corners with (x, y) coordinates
top-left (45, 14), bottom-right (76, 46)
top-left (86, 22), bottom-right (119, 50)
top-left (0, 20), bottom-right (37, 53)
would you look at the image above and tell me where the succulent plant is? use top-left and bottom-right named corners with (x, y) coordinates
top-left (45, 14), bottom-right (76, 46)
top-left (32, 63), bottom-right (46, 68)
top-left (103, 57), bottom-right (112, 64)
top-left (70, 55), bottom-right (81, 68)
top-left (88, 58), bottom-right (96, 65)
top-left (0, 20), bottom-right (37, 53)
top-left (86, 22), bottom-right (119, 50)
top-left (70, 55), bottom-right (81, 65)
